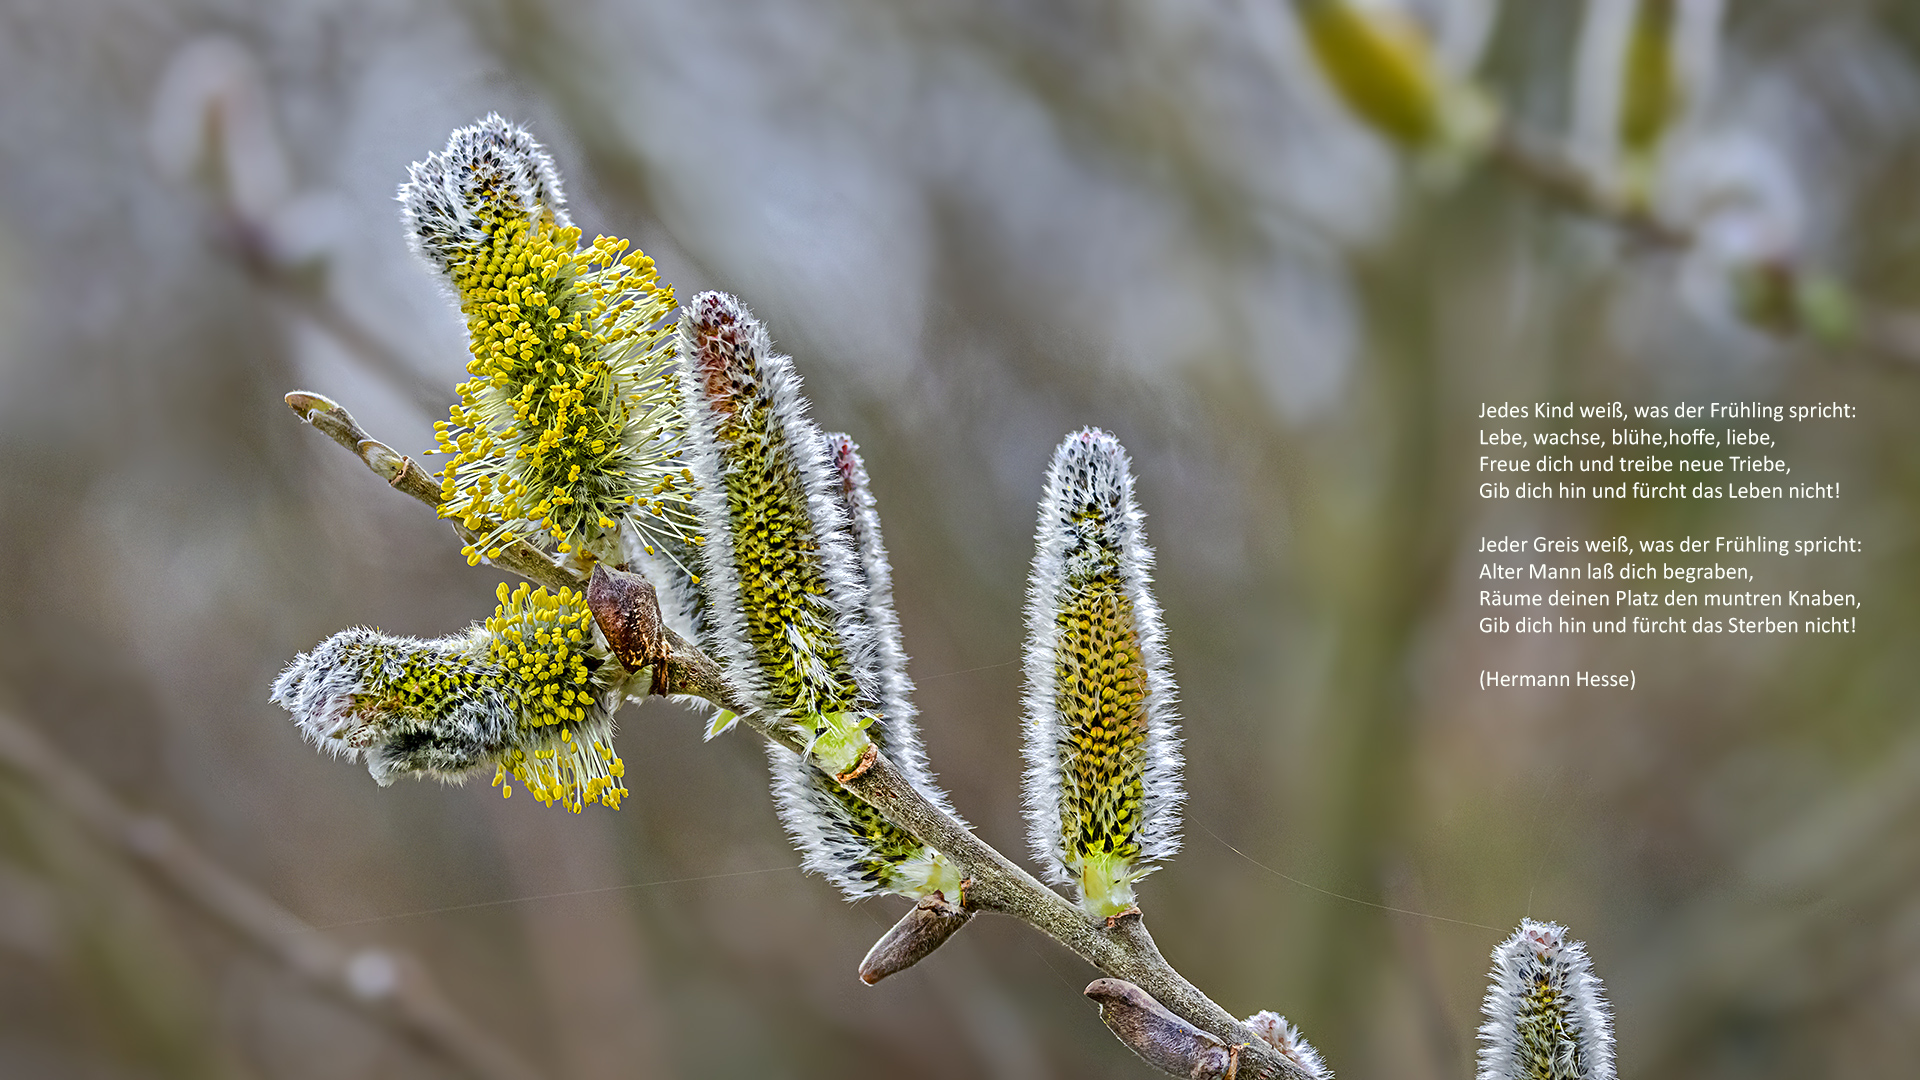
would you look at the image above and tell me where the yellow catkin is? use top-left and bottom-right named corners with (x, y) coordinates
top-left (410, 120), bottom-right (694, 566)
top-left (483, 583), bottom-right (628, 811)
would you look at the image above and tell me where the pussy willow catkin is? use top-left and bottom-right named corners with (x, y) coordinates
top-left (675, 290), bottom-right (876, 774)
top-left (763, 433), bottom-right (963, 900)
top-left (1477, 920), bottom-right (1616, 1080)
top-left (1021, 428), bottom-right (1184, 917)
top-left (272, 583), bottom-right (628, 812)
top-left (399, 114), bottom-right (692, 567)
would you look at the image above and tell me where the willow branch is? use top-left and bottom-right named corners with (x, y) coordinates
top-left (288, 391), bottom-right (1312, 1080)
top-left (1484, 123), bottom-right (1920, 369)
top-left (0, 711), bottom-right (543, 1080)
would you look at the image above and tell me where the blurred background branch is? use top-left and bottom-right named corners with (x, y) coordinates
top-left (0, 712), bottom-right (542, 1080)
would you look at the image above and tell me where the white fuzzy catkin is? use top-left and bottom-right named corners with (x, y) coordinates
top-left (272, 584), bottom-right (632, 812)
top-left (755, 433), bottom-right (968, 899)
top-left (271, 626), bottom-right (512, 785)
top-left (675, 291), bottom-right (879, 754)
top-left (763, 741), bottom-right (957, 900)
top-left (675, 293), bottom-right (957, 897)
top-left (397, 113), bottom-right (570, 274)
top-left (1246, 1011), bottom-right (1331, 1080)
top-left (1476, 920), bottom-right (1616, 1080)
top-left (1021, 428), bottom-right (1183, 914)
top-left (402, 115), bottom-right (690, 566)
top-left (820, 432), bottom-right (961, 821)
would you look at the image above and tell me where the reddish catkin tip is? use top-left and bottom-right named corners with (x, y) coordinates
top-left (682, 291), bottom-right (754, 418)
top-left (826, 433), bottom-right (862, 501)
top-left (678, 291), bottom-right (961, 901)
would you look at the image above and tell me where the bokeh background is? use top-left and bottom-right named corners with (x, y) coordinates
top-left (3, 1), bottom-right (1919, 1077)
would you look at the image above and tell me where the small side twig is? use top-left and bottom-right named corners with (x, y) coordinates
top-left (0, 712), bottom-right (543, 1080)
top-left (1485, 125), bottom-right (1693, 248)
top-left (285, 391), bottom-right (577, 595)
top-left (1484, 123), bottom-right (1920, 369)
top-left (289, 394), bottom-right (1316, 1080)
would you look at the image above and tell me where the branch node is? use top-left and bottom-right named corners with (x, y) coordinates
top-left (834, 742), bottom-right (879, 784)
top-left (361, 440), bottom-right (407, 484)
top-left (585, 564), bottom-right (671, 695)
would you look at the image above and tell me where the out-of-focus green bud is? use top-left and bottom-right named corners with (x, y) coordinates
top-left (1732, 264), bottom-right (1857, 345)
top-left (1293, 0), bottom-right (1499, 163)
top-left (1794, 273), bottom-right (1857, 345)
top-left (1574, 0), bottom-right (1723, 205)
top-left (1297, 0), bottom-right (1443, 146)
top-left (1618, 0), bottom-right (1680, 159)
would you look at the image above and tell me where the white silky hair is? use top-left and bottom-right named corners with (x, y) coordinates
top-left (758, 433), bottom-right (975, 900)
top-left (764, 743), bottom-right (893, 898)
top-left (1246, 1010), bottom-right (1331, 1080)
top-left (396, 113), bottom-right (571, 275)
top-left (269, 626), bottom-right (513, 785)
top-left (821, 432), bottom-right (965, 824)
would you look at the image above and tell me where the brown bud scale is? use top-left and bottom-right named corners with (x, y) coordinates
top-left (587, 565), bottom-right (671, 695)
top-left (858, 892), bottom-right (971, 985)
